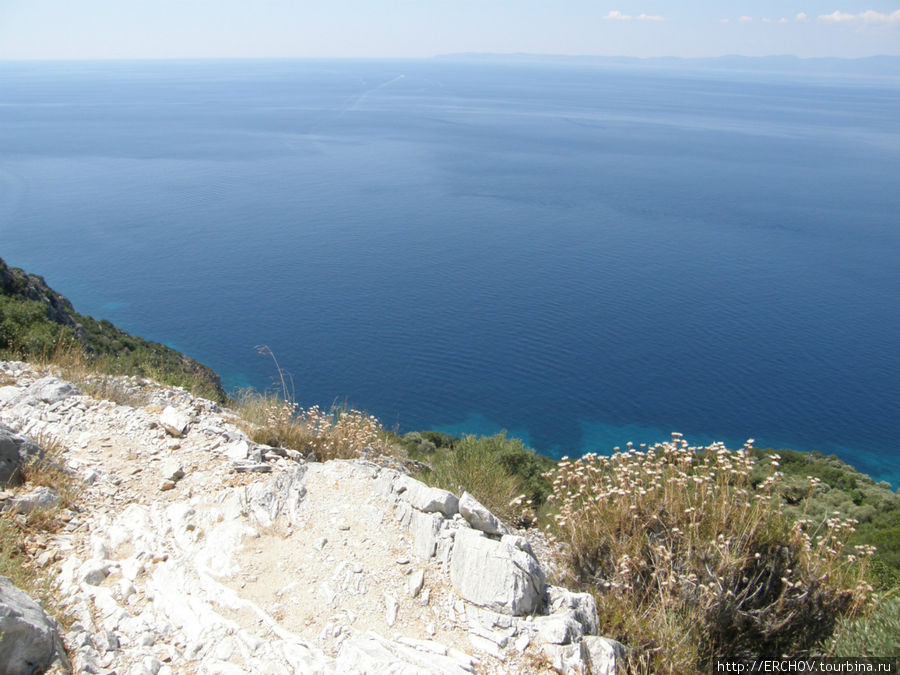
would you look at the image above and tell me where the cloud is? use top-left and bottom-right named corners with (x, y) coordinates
top-left (795, 12), bottom-right (809, 22)
top-left (738, 15), bottom-right (753, 22)
top-left (603, 10), bottom-right (666, 22)
top-left (818, 9), bottom-right (900, 24)
top-left (778, 17), bottom-right (789, 24)
top-left (761, 17), bottom-right (773, 23)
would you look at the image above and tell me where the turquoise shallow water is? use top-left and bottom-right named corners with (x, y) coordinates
top-left (1, 59), bottom-right (898, 484)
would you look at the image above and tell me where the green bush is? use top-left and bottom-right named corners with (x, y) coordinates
top-left (421, 432), bottom-right (552, 523)
top-left (827, 594), bottom-right (900, 657)
top-left (752, 448), bottom-right (900, 578)
top-left (0, 296), bottom-right (75, 355)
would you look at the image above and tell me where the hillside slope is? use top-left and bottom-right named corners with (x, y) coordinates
top-left (0, 362), bottom-right (622, 674)
top-left (0, 257), bottom-right (225, 402)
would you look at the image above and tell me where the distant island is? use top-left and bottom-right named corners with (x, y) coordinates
top-left (434, 53), bottom-right (900, 76)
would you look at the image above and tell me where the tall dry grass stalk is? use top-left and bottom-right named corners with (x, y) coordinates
top-left (543, 434), bottom-right (876, 671)
top-left (237, 391), bottom-right (387, 461)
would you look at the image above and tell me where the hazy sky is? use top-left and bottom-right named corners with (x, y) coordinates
top-left (1, 0), bottom-right (898, 60)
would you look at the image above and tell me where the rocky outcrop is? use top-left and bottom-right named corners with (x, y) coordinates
top-left (0, 362), bottom-right (628, 673)
top-left (459, 492), bottom-right (509, 536)
top-left (0, 576), bottom-right (70, 674)
top-left (449, 530), bottom-right (545, 615)
top-left (0, 422), bottom-right (44, 486)
top-left (0, 257), bottom-right (80, 329)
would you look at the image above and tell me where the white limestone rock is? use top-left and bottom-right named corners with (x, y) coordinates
top-left (533, 610), bottom-right (583, 645)
top-left (28, 376), bottom-right (79, 404)
top-left (384, 593), bottom-right (399, 626)
top-left (0, 576), bottom-right (70, 674)
top-left (0, 385), bottom-right (22, 406)
top-left (7, 486), bottom-right (60, 514)
top-left (223, 439), bottom-right (258, 462)
top-left (239, 464), bottom-right (307, 528)
top-left (458, 491), bottom-right (508, 536)
top-left (409, 510), bottom-right (443, 559)
top-left (159, 459), bottom-right (184, 482)
top-left (542, 641), bottom-right (588, 674)
top-left (398, 476), bottom-right (459, 516)
top-left (468, 632), bottom-right (504, 660)
top-left (336, 631), bottom-right (474, 674)
top-left (372, 468), bottom-right (399, 498)
top-left (449, 528), bottom-right (545, 616)
top-left (159, 406), bottom-right (190, 437)
top-left (546, 586), bottom-right (600, 636)
top-left (409, 569), bottom-right (425, 598)
top-left (78, 560), bottom-right (111, 586)
top-left (0, 424), bottom-right (43, 486)
top-left (582, 636), bottom-right (628, 675)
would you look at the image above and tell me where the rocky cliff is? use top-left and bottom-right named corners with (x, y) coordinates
top-left (0, 362), bottom-right (624, 674)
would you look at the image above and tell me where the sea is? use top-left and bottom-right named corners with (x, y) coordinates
top-left (1, 58), bottom-right (898, 484)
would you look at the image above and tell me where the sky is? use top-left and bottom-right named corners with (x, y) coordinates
top-left (0, 0), bottom-right (898, 60)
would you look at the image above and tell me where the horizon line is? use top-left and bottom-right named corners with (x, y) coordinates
top-left (2, 53), bottom-right (900, 64)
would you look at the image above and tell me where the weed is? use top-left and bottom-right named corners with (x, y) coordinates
top-left (0, 430), bottom-right (77, 628)
top-left (422, 432), bottom-right (538, 523)
top-left (237, 390), bottom-right (388, 461)
top-left (543, 435), bottom-right (876, 672)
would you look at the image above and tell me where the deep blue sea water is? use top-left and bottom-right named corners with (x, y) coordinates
top-left (1, 59), bottom-right (898, 484)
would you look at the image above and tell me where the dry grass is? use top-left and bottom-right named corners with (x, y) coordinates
top-left (32, 343), bottom-right (151, 407)
top-left (236, 391), bottom-right (391, 461)
top-left (0, 430), bottom-right (77, 627)
top-left (19, 431), bottom-right (78, 510)
top-left (543, 434), bottom-right (876, 672)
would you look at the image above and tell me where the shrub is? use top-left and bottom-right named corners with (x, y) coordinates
top-left (238, 392), bottom-right (386, 462)
top-left (827, 593), bottom-right (900, 657)
top-left (543, 435), bottom-right (875, 672)
top-left (422, 432), bottom-right (552, 523)
top-left (0, 296), bottom-right (75, 355)
top-left (398, 432), bottom-right (438, 455)
top-left (751, 447), bottom-right (900, 577)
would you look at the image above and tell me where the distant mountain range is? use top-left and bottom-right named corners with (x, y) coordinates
top-left (435, 53), bottom-right (900, 76)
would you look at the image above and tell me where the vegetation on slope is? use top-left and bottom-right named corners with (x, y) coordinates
top-left (750, 447), bottom-right (900, 587)
top-left (0, 257), bottom-right (225, 401)
top-left (0, 431), bottom-right (76, 626)
top-left (397, 430), bottom-right (555, 523)
top-left (542, 436), bottom-right (881, 671)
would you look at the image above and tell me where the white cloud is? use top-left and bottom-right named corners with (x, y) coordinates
top-left (603, 10), bottom-right (666, 22)
top-left (738, 15), bottom-right (753, 22)
top-left (795, 12), bottom-right (809, 22)
top-left (719, 18), bottom-right (730, 23)
top-left (819, 9), bottom-right (900, 24)
top-left (778, 17), bottom-right (789, 24)
top-left (762, 17), bottom-right (773, 23)
top-left (820, 10), bottom-right (857, 22)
